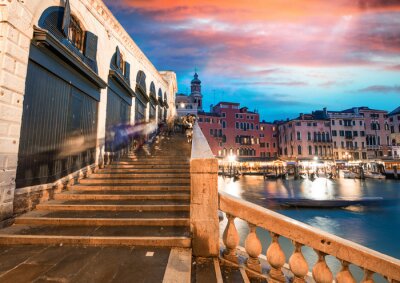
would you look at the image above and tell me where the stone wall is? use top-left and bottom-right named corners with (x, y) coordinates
top-left (0, 0), bottom-right (177, 222)
top-left (0, 0), bottom-right (32, 222)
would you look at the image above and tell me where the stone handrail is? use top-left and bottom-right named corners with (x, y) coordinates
top-left (190, 122), bottom-right (219, 257)
top-left (219, 191), bottom-right (400, 282)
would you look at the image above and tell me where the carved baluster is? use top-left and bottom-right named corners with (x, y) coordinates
top-left (336, 260), bottom-right (356, 283)
top-left (266, 232), bottom-right (286, 282)
top-left (361, 269), bottom-right (374, 283)
top-left (53, 181), bottom-right (63, 194)
top-left (245, 223), bottom-right (262, 272)
top-left (78, 170), bottom-right (84, 182)
top-left (289, 242), bottom-right (308, 283)
top-left (222, 214), bottom-right (239, 263)
top-left (312, 250), bottom-right (333, 283)
top-left (86, 165), bottom-right (92, 177)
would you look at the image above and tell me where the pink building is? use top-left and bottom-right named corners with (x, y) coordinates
top-left (198, 102), bottom-right (278, 159)
top-left (344, 107), bottom-right (391, 158)
top-left (278, 109), bottom-right (332, 160)
top-left (259, 122), bottom-right (278, 158)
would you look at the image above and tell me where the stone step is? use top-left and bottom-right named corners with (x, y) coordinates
top-left (0, 224), bottom-right (190, 237)
top-left (97, 168), bottom-right (189, 173)
top-left (40, 199), bottom-right (189, 206)
top-left (0, 235), bottom-right (191, 247)
top-left (107, 164), bottom-right (189, 169)
top-left (89, 173), bottom-right (190, 178)
top-left (15, 217), bottom-right (189, 226)
top-left (125, 158), bottom-right (190, 162)
top-left (36, 203), bottom-right (190, 212)
top-left (113, 161), bottom-right (189, 166)
top-left (68, 189), bottom-right (190, 195)
top-left (16, 210), bottom-right (190, 219)
top-left (71, 184), bottom-right (190, 191)
top-left (127, 154), bottom-right (189, 158)
top-left (79, 178), bottom-right (190, 185)
top-left (55, 193), bottom-right (190, 201)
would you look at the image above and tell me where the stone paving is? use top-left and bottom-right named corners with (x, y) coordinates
top-left (0, 245), bottom-right (171, 283)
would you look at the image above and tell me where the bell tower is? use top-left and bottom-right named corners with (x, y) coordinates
top-left (190, 72), bottom-right (202, 111)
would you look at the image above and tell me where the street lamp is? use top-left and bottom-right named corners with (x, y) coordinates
top-left (180, 102), bottom-right (185, 109)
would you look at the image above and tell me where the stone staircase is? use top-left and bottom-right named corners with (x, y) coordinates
top-left (0, 134), bottom-right (191, 248)
top-left (0, 133), bottom-right (256, 282)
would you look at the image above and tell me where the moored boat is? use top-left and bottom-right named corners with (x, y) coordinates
top-left (364, 171), bottom-right (386, 179)
top-left (267, 197), bottom-right (386, 208)
top-left (341, 170), bottom-right (356, 179)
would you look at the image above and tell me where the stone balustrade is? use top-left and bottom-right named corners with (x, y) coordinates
top-left (219, 192), bottom-right (400, 282)
top-left (190, 123), bottom-right (219, 257)
top-left (190, 124), bottom-right (400, 281)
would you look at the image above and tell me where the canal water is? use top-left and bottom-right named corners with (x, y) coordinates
top-left (218, 176), bottom-right (400, 281)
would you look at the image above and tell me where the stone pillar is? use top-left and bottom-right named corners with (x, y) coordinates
top-left (190, 123), bottom-right (219, 257)
top-left (0, 0), bottom-right (33, 223)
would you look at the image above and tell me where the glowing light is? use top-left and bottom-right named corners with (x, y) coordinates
top-left (228, 154), bottom-right (236, 162)
top-left (180, 102), bottom-right (185, 108)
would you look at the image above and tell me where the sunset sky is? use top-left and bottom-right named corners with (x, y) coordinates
top-left (104, 0), bottom-right (400, 121)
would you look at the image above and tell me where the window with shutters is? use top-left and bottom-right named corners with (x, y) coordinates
top-left (119, 53), bottom-right (125, 73)
top-left (111, 47), bottom-right (130, 83)
top-left (38, 5), bottom-right (99, 72)
top-left (68, 16), bottom-right (84, 51)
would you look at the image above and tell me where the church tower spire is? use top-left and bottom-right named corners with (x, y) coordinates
top-left (190, 72), bottom-right (202, 110)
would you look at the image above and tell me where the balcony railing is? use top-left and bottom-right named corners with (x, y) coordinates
top-left (219, 192), bottom-right (400, 282)
top-left (191, 123), bottom-right (400, 281)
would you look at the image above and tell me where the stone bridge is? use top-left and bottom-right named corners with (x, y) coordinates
top-left (0, 125), bottom-right (399, 282)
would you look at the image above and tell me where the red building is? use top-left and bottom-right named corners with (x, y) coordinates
top-left (198, 102), bottom-right (278, 159)
top-left (259, 122), bottom-right (278, 158)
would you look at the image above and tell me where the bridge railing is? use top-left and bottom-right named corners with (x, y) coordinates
top-left (190, 124), bottom-right (400, 282)
top-left (219, 191), bottom-right (400, 282)
top-left (190, 122), bottom-right (219, 257)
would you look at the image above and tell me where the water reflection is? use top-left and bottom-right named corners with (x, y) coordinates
top-left (218, 175), bottom-right (400, 270)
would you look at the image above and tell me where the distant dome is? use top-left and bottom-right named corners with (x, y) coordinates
top-left (191, 72), bottom-right (201, 84)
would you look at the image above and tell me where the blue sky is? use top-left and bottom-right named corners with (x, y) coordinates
top-left (104, 0), bottom-right (400, 121)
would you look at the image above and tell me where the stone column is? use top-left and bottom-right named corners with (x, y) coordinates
top-left (0, 0), bottom-right (33, 223)
top-left (190, 123), bottom-right (219, 257)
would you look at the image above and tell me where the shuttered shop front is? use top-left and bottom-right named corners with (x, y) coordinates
top-left (15, 9), bottom-right (105, 188)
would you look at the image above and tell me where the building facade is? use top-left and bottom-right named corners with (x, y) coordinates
top-left (259, 122), bottom-right (278, 158)
top-left (388, 107), bottom-right (400, 159)
top-left (0, 0), bottom-right (177, 222)
top-left (349, 107), bottom-right (390, 159)
top-left (389, 107), bottom-right (400, 146)
top-left (198, 102), bottom-right (278, 159)
top-left (328, 110), bottom-right (366, 160)
top-left (277, 106), bottom-right (399, 161)
top-left (278, 110), bottom-right (332, 161)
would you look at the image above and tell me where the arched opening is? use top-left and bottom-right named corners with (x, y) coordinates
top-left (16, 4), bottom-right (105, 188)
top-left (105, 46), bottom-right (135, 155)
top-left (149, 82), bottom-right (157, 121)
top-left (135, 70), bottom-right (149, 123)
